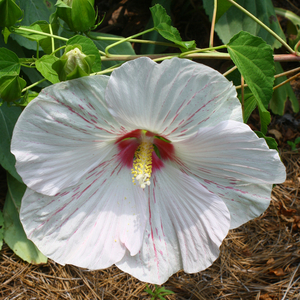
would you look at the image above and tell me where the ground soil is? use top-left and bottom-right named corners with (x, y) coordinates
top-left (1, 0), bottom-right (300, 299)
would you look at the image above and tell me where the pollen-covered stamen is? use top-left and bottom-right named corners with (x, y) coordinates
top-left (131, 141), bottom-right (154, 189)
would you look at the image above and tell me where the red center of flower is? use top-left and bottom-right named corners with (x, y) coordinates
top-left (115, 129), bottom-right (175, 188)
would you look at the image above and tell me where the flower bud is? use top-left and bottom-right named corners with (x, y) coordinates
top-left (56, 0), bottom-right (95, 32)
top-left (52, 45), bottom-right (95, 81)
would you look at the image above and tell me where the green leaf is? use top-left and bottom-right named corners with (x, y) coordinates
top-left (0, 210), bottom-right (4, 251)
top-left (242, 89), bottom-right (257, 123)
top-left (67, 35), bottom-right (101, 73)
top-left (0, 35), bottom-right (47, 92)
top-left (39, 23), bottom-right (60, 55)
top-left (227, 32), bottom-right (274, 133)
top-left (150, 4), bottom-right (196, 50)
top-left (22, 65), bottom-right (50, 89)
top-left (14, 23), bottom-right (48, 42)
top-left (88, 32), bottom-right (136, 70)
top-left (14, 21), bottom-right (59, 54)
top-left (0, 102), bottom-right (22, 181)
top-left (0, 75), bottom-right (26, 102)
top-left (141, 0), bottom-right (172, 54)
top-left (227, 31), bottom-right (274, 117)
top-left (202, 0), bottom-right (234, 23)
top-left (270, 62), bottom-right (299, 115)
top-left (0, 34), bottom-right (47, 90)
top-left (0, 48), bottom-right (20, 78)
top-left (11, 0), bottom-right (56, 50)
top-left (3, 174), bottom-right (48, 264)
top-left (36, 55), bottom-right (59, 83)
top-left (216, 0), bottom-right (235, 22)
top-left (255, 131), bottom-right (278, 151)
top-left (258, 106), bottom-right (271, 135)
top-left (19, 0), bottom-right (56, 25)
top-left (240, 89), bottom-right (270, 134)
top-left (2, 27), bottom-right (11, 43)
top-left (13, 21), bottom-right (60, 54)
top-left (7, 173), bottom-right (25, 209)
top-left (204, 0), bottom-right (286, 49)
top-left (0, 0), bottom-right (23, 28)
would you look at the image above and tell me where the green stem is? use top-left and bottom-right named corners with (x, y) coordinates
top-left (209, 0), bottom-right (218, 48)
top-left (274, 66), bottom-right (300, 78)
top-left (51, 45), bottom-right (67, 55)
top-left (49, 23), bottom-right (55, 53)
top-left (273, 72), bottom-right (300, 90)
top-left (241, 75), bottom-right (244, 119)
top-left (101, 53), bottom-right (179, 61)
top-left (19, 58), bottom-right (35, 63)
top-left (90, 66), bottom-right (120, 76)
top-left (36, 41), bottom-right (39, 59)
top-left (223, 65), bottom-right (237, 77)
top-left (98, 49), bottom-right (106, 56)
top-left (294, 39), bottom-right (300, 55)
top-left (90, 61), bottom-right (125, 76)
top-left (14, 26), bottom-right (68, 42)
top-left (86, 31), bottom-right (177, 48)
top-left (153, 55), bottom-right (179, 62)
top-left (235, 68), bottom-right (300, 90)
top-left (179, 45), bottom-right (227, 57)
top-left (105, 28), bottom-right (155, 56)
top-left (97, 52), bottom-right (300, 62)
top-left (20, 63), bottom-right (36, 68)
top-left (22, 78), bottom-right (47, 93)
top-left (226, 0), bottom-right (295, 54)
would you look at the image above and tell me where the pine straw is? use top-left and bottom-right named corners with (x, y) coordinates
top-left (0, 151), bottom-right (299, 300)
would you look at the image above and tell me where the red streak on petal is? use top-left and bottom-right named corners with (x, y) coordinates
top-left (115, 129), bottom-right (142, 168)
top-left (152, 151), bottom-right (164, 172)
top-left (153, 138), bottom-right (175, 161)
top-left (115, 129), bottom-right (141, 144)
top-left (115, 129), bottom-right (175, 170)
top-left (117, 139), bottom-right (139, 168)
top-left (145, 131), bottom-right (155, 137)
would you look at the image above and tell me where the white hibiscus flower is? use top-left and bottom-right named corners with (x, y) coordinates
top-left (11, 57), bottom-right (286, 284)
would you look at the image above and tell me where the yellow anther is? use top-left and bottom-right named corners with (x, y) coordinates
top-left (132, 141), bottom-right (153, 189)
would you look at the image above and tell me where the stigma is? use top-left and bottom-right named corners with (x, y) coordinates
top-left (131, 139), bottom-right (154, 189)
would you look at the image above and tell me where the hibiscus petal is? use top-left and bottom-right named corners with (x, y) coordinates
top-left (116, 163), bottom-right (230, 284)
top-left (105, 57), bottom-right (242, 141)
top-left (174, 120), bottom-right (286, 228)
top-left (200, 179), bottom-right (273, 230)
top-left (20, 152), bottom-right (147, 269)
top-left (11, 75), bottom-right (123, 196)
